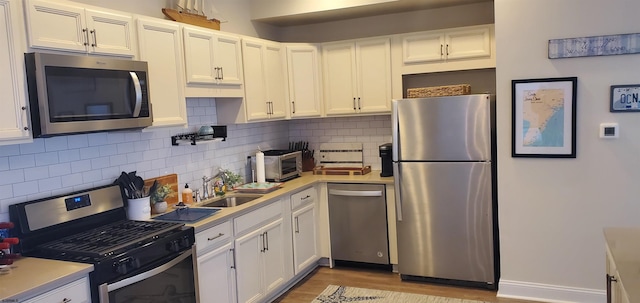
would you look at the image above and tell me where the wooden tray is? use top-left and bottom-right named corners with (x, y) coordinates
top-left (233, 182), bottom-right (283, 194)
top-left (312, 166), bottom-right (372, 176)
top-left (144, 174), bottom-right (179, 205)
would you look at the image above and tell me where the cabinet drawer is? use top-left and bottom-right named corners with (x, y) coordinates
top-left (291, 187), bottom-right (316, 210)
top-left (235, 199), bottom-right (282, 235)
top-left (23, 277), bottom-right (90, 303)
top-left (196, 220), bottom-right (232, 253)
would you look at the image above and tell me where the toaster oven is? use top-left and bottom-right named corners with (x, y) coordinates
top-left (251, 150), bottom-right (302, 182)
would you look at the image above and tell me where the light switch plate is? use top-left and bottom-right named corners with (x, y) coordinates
top-left (600, 123), bottom-right (619, 138)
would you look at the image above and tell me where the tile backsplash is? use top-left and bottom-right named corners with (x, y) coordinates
top-left (0, 97), bottom-right (391, 221)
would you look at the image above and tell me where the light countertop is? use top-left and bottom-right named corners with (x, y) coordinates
top-left (0, 171), bottom-right (393, 300)
top-left (0, 257), bottom-right (93, 300)
top-left (603, 227), bottom-right (640, 302)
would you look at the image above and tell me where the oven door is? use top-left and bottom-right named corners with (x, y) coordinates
top-left (279, 152), bottom-right (302, 181)
top-left (99, 247), bottom-right (198, 303)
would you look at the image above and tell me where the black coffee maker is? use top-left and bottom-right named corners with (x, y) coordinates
top-left (379, 143), bottom-right (393, 177)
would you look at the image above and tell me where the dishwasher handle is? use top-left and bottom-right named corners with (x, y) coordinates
top-left (328, 189), bottom-right (383, 197)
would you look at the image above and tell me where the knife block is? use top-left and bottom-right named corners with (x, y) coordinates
top-left (302, 157), bottom-right (315, 172)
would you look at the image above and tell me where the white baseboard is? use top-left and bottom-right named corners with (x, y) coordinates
top-left (498, 280), bottom-right (604, 303)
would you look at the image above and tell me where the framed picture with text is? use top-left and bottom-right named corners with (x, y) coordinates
top-left (512, 77), bottom-right (577, 158)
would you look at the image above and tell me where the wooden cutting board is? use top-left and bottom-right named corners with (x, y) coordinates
top-left (144, 173), bottom-right (179, 205)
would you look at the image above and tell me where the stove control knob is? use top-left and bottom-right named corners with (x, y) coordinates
top-left (129, 257), bottom-right (141, 269)
top-left (167, 240), bottom-right (181, 252)
top-left (114, 261), bottom-right (128, 275)
top-left (179, 236), bottom-right (191, 248)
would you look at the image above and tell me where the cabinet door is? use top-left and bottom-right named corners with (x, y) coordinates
top-left (0, 0), bottom-right (30, 145)
top-left (22, 277), bottom-right (90, 303)
top-left (242, 39), bottom-right (269, 121)
top-left (183, 26), bottom-right (216, 84)
top-left (235, 228), bottom-right (264, 303)
top-left (84, 8), bottom-right (134, 56)
top-left (137, 17), bottom-right (187, 128)
top-left (286, 45), bottom-right (322, 118)
top-left (197, 242), bottom-right (236, 303)
top-left (445, 26), bottom-right (491, 60)
top-left (264, 43), bottom-right (287, 119)
top-left (355, 38), bottom-right (391, 114)
top-left (401, 32), bottom-right (444, 63)
top-left (25, 0), bottom-right (87, 53)
top-left (292, 203), bottom-right (319, 275)
top-left (322, 42), bottom-right (357, 115)
top-left (262, 218), bottom-right (287, 294)
top-left (214, 32), bottom-right (243, 85)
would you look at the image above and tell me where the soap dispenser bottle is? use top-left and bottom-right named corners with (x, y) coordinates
top-left (182, 183), bottom-right (193, 204)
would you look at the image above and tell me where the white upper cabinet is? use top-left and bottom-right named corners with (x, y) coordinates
top-left (242, 37), bottom-right (287, 121)
top-left (182, 25), bottom-right (244, 97)
top-left (136, 16), bottom-right (187, 128)
top-left (322, 37), bottom-right (391, 116)
top-left (0, 0), bottom-right (31, 145)
top-left (24, 0), bottom-right (135, 57)
top-left (398, 24), bottom-right (495, 74)
top-left (286, 44), bottom-right (322, 118)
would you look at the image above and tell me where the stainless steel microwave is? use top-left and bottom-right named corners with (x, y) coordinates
top-left (25, 52), bottom-right (152, 137)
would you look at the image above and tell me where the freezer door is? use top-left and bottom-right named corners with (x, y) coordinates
top-left (392, 94), bottom-right (492, 161)
top-left (395, 161), bottom-right (494, 283)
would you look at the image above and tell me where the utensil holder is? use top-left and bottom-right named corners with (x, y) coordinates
top-left (127, 197), bottom-right (151, 221)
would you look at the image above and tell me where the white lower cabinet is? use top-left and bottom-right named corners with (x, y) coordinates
top-left (197, 241), bottom-right (236, 303)
top-left (22, 276), bottom-right (90, 303)
top-left (291, 187), bottom-right (319, 275)
top-left (195, 220), bottom-right (236, 303)
top-left (235, 218), bottom-right (287, 303)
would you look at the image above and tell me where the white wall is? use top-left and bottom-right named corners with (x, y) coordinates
top-left (495, 0), bottom-right (640, 302)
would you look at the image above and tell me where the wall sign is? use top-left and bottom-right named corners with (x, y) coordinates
top-left (548, 33), bottom-right (640, 59)
top-left (611, 84), bottom-right (640, 112)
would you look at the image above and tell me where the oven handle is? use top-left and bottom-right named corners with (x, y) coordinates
top-left (99, 248), bottom-right (193, 302)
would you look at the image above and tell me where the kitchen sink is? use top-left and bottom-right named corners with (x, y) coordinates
top-left (200, 194), bottom-right (262, 207)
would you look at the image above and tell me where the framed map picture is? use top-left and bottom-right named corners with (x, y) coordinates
top-left (512, 77), bottom-right (577, 158)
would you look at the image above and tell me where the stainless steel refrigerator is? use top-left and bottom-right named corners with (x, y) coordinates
top-left (392, 94), bottom-right (497, 289)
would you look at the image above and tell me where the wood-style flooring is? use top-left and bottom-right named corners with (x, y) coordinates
top-left (273, 266), bottom-right (542, 303)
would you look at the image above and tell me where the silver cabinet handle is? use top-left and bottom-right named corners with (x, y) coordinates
top-left (357, 97), bottom-right (361, 110)
top-left (301, 195), bottom-right (311, 200)
top-left (229, 248), bottom-right (235, 269)
top-left (82, 28), bottom-right (89, 46)
top-left (328, 189), bottom-right (382, 197)
top-left (62, 298), bottom-right (72, 303)
top-left (295, 217), bottom-right (299, 233)
top-left (129, 72), bottom-right (142, 117)
top-left (214, 67), bottom-right (219, 80)
top-left (219, 67), bottom-right (224, 79)
top-left (292, 101), bottom-right (296, 114)
top-left (440, 44), bottom-right (443, 56)
top-left (264, 231), bottom-right (269, 251)
top-left (259, 233), bottom-right (265, 252)
top-left (207, 233), bottom-right (224, 241)
top-left (90, 29), bottom-right (97, 47)
top-left (353, 97), bottom-right (356, 110)
top-left (446, 44), bottom-right (449, 56)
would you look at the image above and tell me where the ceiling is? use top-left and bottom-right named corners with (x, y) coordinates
top-left (252, 0), bottom-right (493, 26)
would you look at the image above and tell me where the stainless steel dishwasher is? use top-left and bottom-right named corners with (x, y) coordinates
top-left (328, 183), bottom-right (389, 265)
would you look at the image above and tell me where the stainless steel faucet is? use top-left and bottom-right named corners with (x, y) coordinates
top-left (201, 169), bottom-right (229, 200)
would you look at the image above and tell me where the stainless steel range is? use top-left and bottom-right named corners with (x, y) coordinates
top-left (9, 184), bottom-right (197, 303)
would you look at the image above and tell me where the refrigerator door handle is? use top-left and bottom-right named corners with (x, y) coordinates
top-left (393, 163), bottom-right (402, 221)
top-left (328, 189), bottom-right (382, 197)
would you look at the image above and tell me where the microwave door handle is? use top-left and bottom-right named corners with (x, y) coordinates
top-left (129, 72), bottom-right (142, 117)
